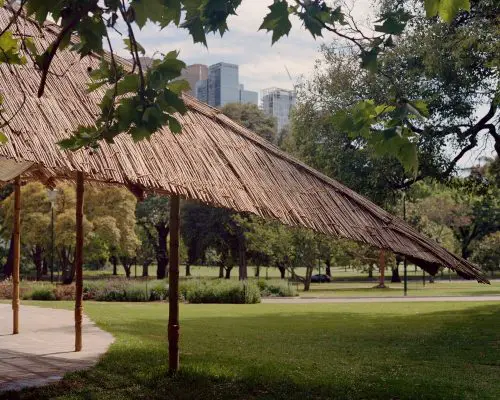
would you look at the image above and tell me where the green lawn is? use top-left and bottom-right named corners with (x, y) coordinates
top-left (5, 301), bottom-right (500, 400)
top-left (301, 280), bottom-right (500, 297)
top-left (85, 264), bottom-right (495, 281)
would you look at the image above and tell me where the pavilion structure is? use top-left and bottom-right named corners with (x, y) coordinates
top-left (0, 6), bottom-right (488, 373)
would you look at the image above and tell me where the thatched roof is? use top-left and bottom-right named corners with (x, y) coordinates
top-left (0, 7), bottom-right (488, 283)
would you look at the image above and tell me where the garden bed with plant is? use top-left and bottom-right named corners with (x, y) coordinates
top-left (0, 278), bottom-right (297, 304)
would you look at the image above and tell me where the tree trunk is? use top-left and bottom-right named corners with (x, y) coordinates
top-left (156, 224), bottom-right (169, 279)
top-left (185, 263), bottom-right (191, 277)
top-left (120, 256), bottom-right (134, 279)
top-left (218, 265), bottom-right (224, 278)
top-left (3, 233), bottom-right (14, 279)
top-left (33, 246), bottom-right (44, 281)
top-left (277, 264), bottom-right (286, 279)
top-left (111, 256), bottom-right (118, 275)
top-left (42, 257), bottom-right (48, 276)
top-left (142, 261), bottom-right (151, 277)
top-left (375, 250), bottom-right (387, 288)
top-left (61, 248), bottom-right (75, 285)
top-left (391, 266), bottom-right (402, 283)
top-left (123, 264), bottom-right (131, 278)
top-left (325, 258), bottom-right (331, 277)
top-left (368, 264), bottom-right (373, 278)
top-left (303, 264), bottom-right (314, 291)
top-left (238, 234), bottom-right (247, 281)
top-left (254, 266), bottom-right (260, 277)
top-left (224, 266), bottom-right (233, 279)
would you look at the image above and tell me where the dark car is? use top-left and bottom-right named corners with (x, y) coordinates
top-left (310, 274), bottom-right (331, 283)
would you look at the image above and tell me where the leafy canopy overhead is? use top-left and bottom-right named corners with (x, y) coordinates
top-left (0, 0), bottom-right (474, 171)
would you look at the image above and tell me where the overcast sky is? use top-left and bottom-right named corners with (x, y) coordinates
top-left (112, 0), bottom-right (375, 94)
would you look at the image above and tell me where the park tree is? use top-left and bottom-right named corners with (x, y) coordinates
top-left (243, 216), bottom-right (293, 279)
top-left (182, 202), bottom-right (247, 280)
top-left (1, 182), bottom-right (51, 280)
top-left (472, 232), bottom-right (500, 276)
top-left (135, 224), bottom-right (155, 277)
top-left (221, 103), bottom-right (277, 143)
top-left (85, 187), bottom-right (139, 277)
top-left (403, 159), bottom-right (500, 260)
top-left (136, 195), bottom-right (170, 279)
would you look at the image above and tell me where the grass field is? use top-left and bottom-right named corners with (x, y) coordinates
top-left (301, 280), bottom-right (500, 297)
top-left (6, 300), bottom-right (500, 400)
top-left (84, 264), bottom-right (500, 281)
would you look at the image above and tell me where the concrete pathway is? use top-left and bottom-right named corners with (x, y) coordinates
top-left (262, 295), bottom-right (500, 304)
top-left (0, 304), bottom-right (114, 393)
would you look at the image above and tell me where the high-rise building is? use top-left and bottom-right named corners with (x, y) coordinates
top-left (193, 62), bottom-right (258, 108)
top-left (180, 64), bottom-right (208, 96)
top-left (261, 88), bottom-right (296, 132)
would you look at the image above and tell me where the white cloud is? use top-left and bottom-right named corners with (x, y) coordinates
top-left (111, 0), bottom-right (374, 95)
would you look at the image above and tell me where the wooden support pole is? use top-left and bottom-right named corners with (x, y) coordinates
top-left (12, 176), bottom-right (21, 335)
top-left (168, 194), bottom-right (180, 373)
top-left (75, 171), bottom-right (84, 352)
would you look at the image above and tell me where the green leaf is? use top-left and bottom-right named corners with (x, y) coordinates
top-left (438, 0), bottom-right (470, 23)
top-left (408, 100), bottom-right (429, 118)
top-left (181, 16), bottom-right (207, 46)
top-left (259, 0), bottom-right (292, 45)
top-left (25, 0), bottom-right (57, 24)
top-left (161, 0), bottom-right (182, 27)
top-left (424, 0), bottom-right (440, 17)
top-left (0, 31), bottom-right (25, 65)
top-left (424, 0), bottom-right (470, 23)
top-left (130, 126), bottom-right (152, 142)
top-left (0, 131), bottom-right (7, 144)
top-left (166, 115), bottom-right (182, 133)
top-left (360, 48), bottom-right (379, 72)
top-left (117, 74), bottom-right (140, 95)
top-left (374, 11), bottom-right (411, 35)
top-left (131, 0), bottom-right (165, 28)
top-left (123, 38), bottom-right (146, 55)
top-left (162, 88), bottom-right (187, 114)
top-left (168, 79), bottom-right (191, 95)
top-left (299, 2), bottom-right (330, 39)
top-left (202, 0), bottom-right (242, 36)
top-left (398, 140), bottom-right (419, 175)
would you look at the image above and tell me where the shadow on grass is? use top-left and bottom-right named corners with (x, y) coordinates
top-left (2, 304), bottom-right (499, 400)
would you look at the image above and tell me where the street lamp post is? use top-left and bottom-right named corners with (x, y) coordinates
top-left (47, 189), bottom-right (57, 283)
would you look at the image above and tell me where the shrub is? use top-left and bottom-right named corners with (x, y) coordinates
top-left (30, 287), bottom-right (56, 301)
top-left (256, 279), bottom-right (268, 291)
top-left (54, 284), bottom-right (75, 300)
top-left (260, 280), bottom-right (298, 297)
top-left (124, 286), bottom-right (149, 302)
top-left (183, 280), bottom-right (260, 304)
top-left (148, 281), bottom-right (169, 301)
top-left (0, 279), bottom-right (12, 299)
top-left (94, 281), bottom-right (128, 302)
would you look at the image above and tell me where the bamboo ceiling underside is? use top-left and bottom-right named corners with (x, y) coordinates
top-left (0, 7), bottom-right (487, 282)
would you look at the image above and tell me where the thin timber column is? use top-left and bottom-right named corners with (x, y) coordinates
top-left (12, 176), bottom-right (21, 334)
top-left (75, 171), bottom-right (84, 352)
top-left (168, 194), bottom-right (180, 373)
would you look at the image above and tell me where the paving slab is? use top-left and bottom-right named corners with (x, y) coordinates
top-left (0, 304), bottom-right (114, 393)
